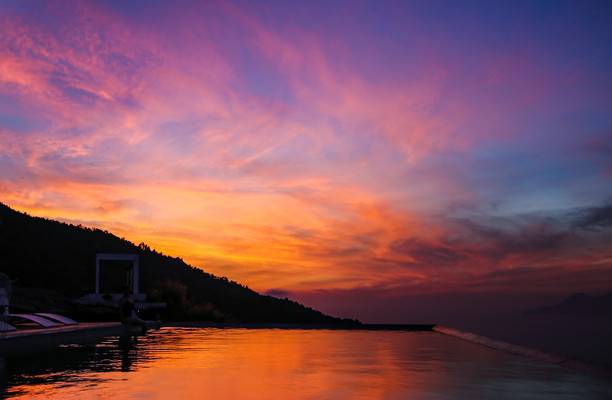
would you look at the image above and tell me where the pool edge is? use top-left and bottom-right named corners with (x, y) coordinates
top-left (433, 325), bottom-right (612, 381)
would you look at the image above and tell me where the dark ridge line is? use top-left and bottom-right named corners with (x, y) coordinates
top-left (434, 325), bottom-right (612, 381)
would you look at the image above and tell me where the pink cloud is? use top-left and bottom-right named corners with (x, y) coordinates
top-left (1, 1), bottom-right (611, 321)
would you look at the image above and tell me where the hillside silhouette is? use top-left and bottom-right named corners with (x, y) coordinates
top-left (0, 202), bottom-right (357, 324)
top-left (525, 292), bottom-right (612, 316)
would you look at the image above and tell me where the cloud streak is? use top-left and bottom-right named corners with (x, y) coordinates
top-left (1, 0), bottom-right (611, 320)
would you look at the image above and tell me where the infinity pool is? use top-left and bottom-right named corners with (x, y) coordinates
top-left (2, 328), bottom-right (611, 399)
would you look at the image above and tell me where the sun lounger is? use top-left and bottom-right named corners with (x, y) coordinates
top-left (35, 313), bottom-right (79, 325)
top-left (8, 314), bottom-right (59, 328)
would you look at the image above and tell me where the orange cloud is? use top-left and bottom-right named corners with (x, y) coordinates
top-left (1, 1), bottom-right (611, 320)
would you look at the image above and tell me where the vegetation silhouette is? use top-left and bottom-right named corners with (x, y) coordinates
top-left (0, 202), bottom-right (359, 324)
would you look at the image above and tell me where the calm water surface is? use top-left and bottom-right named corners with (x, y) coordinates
top-left (2, 328), bottom-right (611, 399)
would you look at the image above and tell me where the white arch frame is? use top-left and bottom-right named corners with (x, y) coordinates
top-left (95, 253), bottom-right (139, 294)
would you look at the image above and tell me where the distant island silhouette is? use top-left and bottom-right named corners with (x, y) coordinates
top-left (0, 202), bottom-right (359, 325)
top-left (525, 292), bottom-right (612, 316)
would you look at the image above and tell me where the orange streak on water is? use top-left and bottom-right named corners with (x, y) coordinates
top-left (8, 328), bottom-right (612, 399)
top-left (8, 329), bottom-right (433, 399)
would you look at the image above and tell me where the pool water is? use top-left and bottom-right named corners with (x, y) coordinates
top-left (2, 328), bottom-right (611, 399)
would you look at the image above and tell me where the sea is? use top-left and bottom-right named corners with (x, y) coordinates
top-left (433, 310), bottom-right (612, 368)
top-left (1, 326), bottom-right (611, 399)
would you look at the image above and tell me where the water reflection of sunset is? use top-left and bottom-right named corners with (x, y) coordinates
top-left (6, 329), bottom-right (612, 399)
top-left (123, 329), bottom-right (420, 399)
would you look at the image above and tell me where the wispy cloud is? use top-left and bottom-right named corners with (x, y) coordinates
top-left (1, 0), bottom-right (611, 320)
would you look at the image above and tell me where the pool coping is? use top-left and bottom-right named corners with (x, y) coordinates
top-left (0, 321), bottom-right (160, 355)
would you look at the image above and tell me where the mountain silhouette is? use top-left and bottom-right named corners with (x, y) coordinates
top-left (0, 202), bottom-right (357, 324)
top-left (525, 292), bottom-right (612, 316)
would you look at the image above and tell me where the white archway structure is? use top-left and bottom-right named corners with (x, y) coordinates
top-left (95, 253), bottom-right (139, 294)
top-left (78, 253), bottom-right (165, 308)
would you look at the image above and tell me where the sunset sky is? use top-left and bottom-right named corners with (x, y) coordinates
top-left (1, 0), bottom-right (611, 322)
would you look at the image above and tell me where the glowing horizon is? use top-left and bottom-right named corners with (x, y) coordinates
top-left (1, 1), bottom-right (611, 320)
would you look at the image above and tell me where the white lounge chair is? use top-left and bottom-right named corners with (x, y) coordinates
top-left (5, 313), bottom-right (59, 328)
top-left (35, 312), bottom-right (78, 325)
